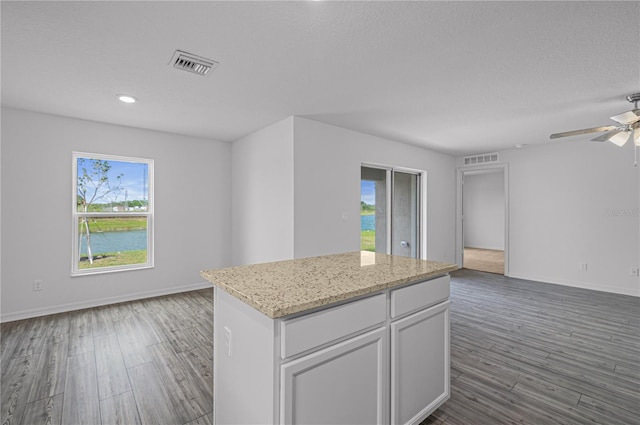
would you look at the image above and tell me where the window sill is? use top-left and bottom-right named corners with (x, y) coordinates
top-left (71, 263), bottom-right (154, 277)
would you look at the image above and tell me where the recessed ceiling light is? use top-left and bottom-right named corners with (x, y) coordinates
top-left (117, 94), bottom-right (138, 104)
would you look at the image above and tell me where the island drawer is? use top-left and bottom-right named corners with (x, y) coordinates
top-left (391, 275), bottom-right (449, 319)
top-left (280, 293), bottom-right (386, 359)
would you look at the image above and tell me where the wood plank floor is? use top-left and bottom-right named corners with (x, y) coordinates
top-left (2, 270), bottom-right (638, 425)
top-left (1, 289), bottom-right (214, 425)
top-left (463, 247), bottom-right (504, 275)
top-left (423, 269), bottom-right (640, 425)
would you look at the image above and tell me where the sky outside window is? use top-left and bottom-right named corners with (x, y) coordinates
top-left (77, 158), bottom-right (149, 205)
top-left (361, 180), bottom-right (375, 206)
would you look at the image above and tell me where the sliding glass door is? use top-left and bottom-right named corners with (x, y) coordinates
top-left (361, 166), bottom-right (421, 258)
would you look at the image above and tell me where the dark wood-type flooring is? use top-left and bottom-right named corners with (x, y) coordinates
top-left (1, 289), bottom-right (214, 425)
top-left (2, 270), bottom-right (639, 424)
top-left (424, 269), bottom-right (640, 425)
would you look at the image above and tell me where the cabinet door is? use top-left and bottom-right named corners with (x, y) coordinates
top-left (281, 327), bottom-right (388, 425)
top-left (391, 301), bottom-right (450, 425)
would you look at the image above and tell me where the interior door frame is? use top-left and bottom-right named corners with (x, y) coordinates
top-left (455, 163), bottom-right (509, 275)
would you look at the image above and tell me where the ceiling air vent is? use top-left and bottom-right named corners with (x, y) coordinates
top-left (463, 152), bottom-right (499, 166)
top-left (169, 50), bottom-right (218, 76)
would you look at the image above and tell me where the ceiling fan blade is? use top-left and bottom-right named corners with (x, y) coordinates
top-left (610, 109), bottom-right (640, 125)
top-left (550, 125), bottom-right (616, 139)
top-left (634, 129), bottom-right (640, 147)
top-left (591, 129), bottom-right (630, 146)
top-left (590, 130), bottom-right (622, 142)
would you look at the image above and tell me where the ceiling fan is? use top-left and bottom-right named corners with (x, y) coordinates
top-left (550, 93), bottom-right (640, 159)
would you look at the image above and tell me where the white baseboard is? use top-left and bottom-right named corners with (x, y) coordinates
top-left (0, 281), bottom-right (213, 323)
top-left (506, 272), bottom-right (640, 297)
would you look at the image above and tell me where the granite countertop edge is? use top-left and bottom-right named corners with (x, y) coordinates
top-left (201, 252), bottom-right (458, 319)
top-left (268, 267), bottom-right (457, 318)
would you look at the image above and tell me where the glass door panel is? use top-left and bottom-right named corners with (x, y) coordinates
top-left (391, 171), bottom-right (420, 258)
top-left (361, 167), bottom-right (388, 253)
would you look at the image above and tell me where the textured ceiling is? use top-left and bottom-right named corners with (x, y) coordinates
top-left (2, 1), bottom-right (639, 156)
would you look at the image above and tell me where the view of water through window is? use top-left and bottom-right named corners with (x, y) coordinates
top-left (73, 154), bottom-right (152, 273)
top-left (361, 179), bottom-right (376, 251)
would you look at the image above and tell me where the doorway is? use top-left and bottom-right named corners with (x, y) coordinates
top-left (456, 164), bottom-right (508, 275)
top-left (361, 165), bottom-right (422, 259)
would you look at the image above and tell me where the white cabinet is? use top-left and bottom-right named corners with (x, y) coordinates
top-left (212, 274), bottom-right (450, 425)
top-left (391, 275), bottom-right (450, 318)
top-left (390, 301), bottom-right (450, 425)
top-left (280, 327), bottom-right (388, 425)
top-left (280, 293), bottom-right (386, 359)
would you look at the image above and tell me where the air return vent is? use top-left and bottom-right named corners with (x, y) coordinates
top-left (463, 152), bottom-right (499, 166)
top-left (169, 50), bottom-right (218, 76)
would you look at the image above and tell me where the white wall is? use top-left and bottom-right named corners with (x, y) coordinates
top-left (293, 117), bottom-right (456, 263)
top-left (1, 108), bottom-right (232, 321)
top-left (458, 140), bottom-right (639, 296)
top-left (231, 117), bottom-right (294, 265)
top-left (463, 171), bottom-right (504, 250)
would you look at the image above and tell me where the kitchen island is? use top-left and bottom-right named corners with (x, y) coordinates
top-left (201, 251), bottom-right (457, 425)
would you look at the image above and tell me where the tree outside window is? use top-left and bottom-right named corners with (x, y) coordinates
top-left (72, 152), bottom-right (153, 275)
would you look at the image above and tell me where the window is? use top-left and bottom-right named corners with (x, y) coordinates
top-left (72, 152), bottom-right (153, 275)
top-left (361, 165), bottom-right (422, 259)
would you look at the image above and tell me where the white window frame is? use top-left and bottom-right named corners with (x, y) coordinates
top-left (71, 152), bottom-right (154, 276)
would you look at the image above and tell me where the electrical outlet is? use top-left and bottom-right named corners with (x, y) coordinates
top-left (224, 326), bottom-right (232, 357)
top-left (579, 263), bottom-right (588, 272)
top-left (631, 267), bottom-right (640, 277)
top-left (33, 279), bottom-right (43, 291)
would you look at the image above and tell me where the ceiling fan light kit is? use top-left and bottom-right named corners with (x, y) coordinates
top-left (606, 131), bottom-right (634, 147)
top-left (550, 93), bottom-right (640, 166)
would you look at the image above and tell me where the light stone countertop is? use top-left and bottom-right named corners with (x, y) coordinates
top-left (201, 251), bottom-right (458, 319)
